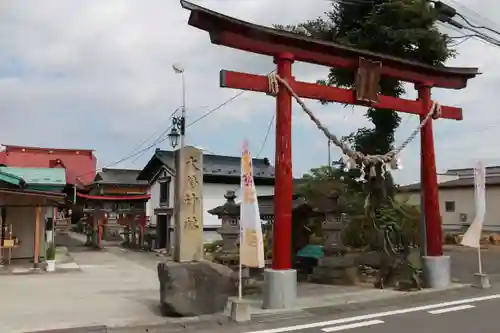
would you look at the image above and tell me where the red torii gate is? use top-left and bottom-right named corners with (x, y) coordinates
top-left (180, 1), bottom-right (479, 271)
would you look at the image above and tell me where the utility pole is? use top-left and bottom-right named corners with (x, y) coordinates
top-left (176, 64), bottom-right (187, 151)
top-left (327, 139), bottom-right (331, 166)
top-left (169, 64), bottom-right (187, 260)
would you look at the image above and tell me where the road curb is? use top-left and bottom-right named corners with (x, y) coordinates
top-left (252, 284), bottom-right (470, 320)
top-left (102, 283), bottom-right (500, 332)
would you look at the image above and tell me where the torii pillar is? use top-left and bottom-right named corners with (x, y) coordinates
top-left (263, 53), bottom-right (297, 309)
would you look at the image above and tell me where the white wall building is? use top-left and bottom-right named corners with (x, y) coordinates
top-left (398, 165), bottom-right (500, 232)
top-left (139, 148), bottom-right (275, 248)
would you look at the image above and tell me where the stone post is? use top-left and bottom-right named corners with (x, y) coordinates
top-left (173, 146), bottom-right (204, 262)
top-left (214, 190), bottom-right (240, 267)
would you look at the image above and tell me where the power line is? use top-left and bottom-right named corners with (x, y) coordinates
top-left (187, 91), bottom-right (245, 127)
top-left (445, 0), bottom-right (500, 33)
top-left (256, 113), bottom-right (275, 158)
top-left (75, 90), bottom-right (248, 181)
top-left (455, 12), bottom-right (500, 37)
top-left (129, 120), bottom-right (179, 165)
top-left (126, 107), bottom-right (181, 157)
top-left (433, 1), bottom-right (500, 47)
top-left (126, 103), bottom-right (228, 166)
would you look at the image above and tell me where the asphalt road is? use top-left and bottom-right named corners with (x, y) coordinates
top-left (241, 288), bottom-right (500, 333)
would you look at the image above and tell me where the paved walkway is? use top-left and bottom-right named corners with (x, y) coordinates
top-left (0, 233), bottom-right (165, 333)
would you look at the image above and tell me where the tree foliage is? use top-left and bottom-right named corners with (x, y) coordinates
top-left (275, 0), bottom-right (455, 155)
top-left (298, 164), bottom-right (420, 249)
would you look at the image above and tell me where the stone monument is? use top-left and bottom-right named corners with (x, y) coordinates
top-left (159, 146), bottom-right (239, 317)
top-left (173, 145), bottom-right (204, 262)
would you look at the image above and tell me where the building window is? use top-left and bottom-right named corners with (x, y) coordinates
top-left (445, 201), bottom-right (455, 212)
top-left (160, 180), bottom-right (170, 205)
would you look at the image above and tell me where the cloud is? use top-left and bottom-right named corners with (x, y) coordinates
top-left (0, 0), bottom-right (499, 186)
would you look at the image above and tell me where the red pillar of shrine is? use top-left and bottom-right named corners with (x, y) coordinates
top-left (272, 52), bottom-right (294, 270)
top-left (418, 84), bottom-right (443, 257)
top-left (97, 220), bottom-right (102, 249)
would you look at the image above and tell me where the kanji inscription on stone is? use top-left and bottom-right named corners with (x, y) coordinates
top-left (186, 156), bottom-right (200, 171)
top-left (187, 175), bottom-right (199, 189)
top-left (184, 216), bottom-right (200, 230)
top-left (183, 192), bottom-right (200, 214)
top-left (173, 145), bottom-right (204, 262)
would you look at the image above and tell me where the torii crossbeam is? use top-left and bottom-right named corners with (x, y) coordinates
top-left (180, 0), bottom-right (479, 302)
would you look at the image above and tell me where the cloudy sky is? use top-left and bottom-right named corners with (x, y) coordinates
top-left (0, 0), bottom-right (499, 185)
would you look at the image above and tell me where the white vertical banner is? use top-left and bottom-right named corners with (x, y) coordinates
top-left (239, 140), bottom-right (265, 269)
top-left (461, 160), bottom-right (486, 249)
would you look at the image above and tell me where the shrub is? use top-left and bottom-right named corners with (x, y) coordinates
top-left (204, 240), bottom-right (223, 253)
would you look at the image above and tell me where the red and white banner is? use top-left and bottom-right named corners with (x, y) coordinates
top-left (239, 140), bottom-right (265, 268)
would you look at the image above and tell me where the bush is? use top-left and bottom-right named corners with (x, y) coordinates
top-left (445, 233), bottom-right (463, 245)
top-left (342, 215), bottom-right (370, 249)
top-left (204, 240), bottom-right (223, 253)
top-left (341, 201), bottom-right (420, 249)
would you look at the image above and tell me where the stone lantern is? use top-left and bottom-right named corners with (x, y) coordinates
top-left (213, 190), bottom-right (241, 268)
top-left (311, 192), bottom-right (358, 285)
top-left (322, 192), bottom-right (346, 257)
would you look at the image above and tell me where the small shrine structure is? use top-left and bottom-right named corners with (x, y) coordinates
top-left (77, 168), bottom-right (150, 249)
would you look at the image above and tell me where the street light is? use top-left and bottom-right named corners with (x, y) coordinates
top-left (167, 118), bottom-right (184, 148)
top-left (168, 127), bottom-right (180, 148)
top-left (172, 63), bottom-right (184, 74)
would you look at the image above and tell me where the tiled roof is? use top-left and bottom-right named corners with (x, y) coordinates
top-left (94, 168), bottom-right (148, 186)
top-left (155, 149), bottom-right (275, 178)
top-left (0, 167), bottom-right (66, 185)
top-left (138, 148), bottom-right (275, 181)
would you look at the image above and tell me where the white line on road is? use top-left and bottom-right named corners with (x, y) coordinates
top-left (428, 304), bottom-right (476, 315)
top-left (246, 294), bottom-right (500, 333)
top-left (321, 320), bottom-right (384, 332)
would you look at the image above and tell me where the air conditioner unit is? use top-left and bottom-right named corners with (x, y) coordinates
top-left (459, 213), bottom-right (468, 222)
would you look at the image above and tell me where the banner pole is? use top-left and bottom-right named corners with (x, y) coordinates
top-left (477, 245), bottom-right (483, 275)
top-left (238, 224), bottom-right (243, 300)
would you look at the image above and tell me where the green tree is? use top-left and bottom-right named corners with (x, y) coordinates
top-left (276, 0), bottom-right (455, 155)
top-left (297, 164), bottom-right (364, 217)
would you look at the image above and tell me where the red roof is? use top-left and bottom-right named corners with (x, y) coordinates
top-left (0, 145), bottom-right (97, 185)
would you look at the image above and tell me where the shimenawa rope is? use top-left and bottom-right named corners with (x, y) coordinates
top-left (267, 73), bottom-right (441, 181)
